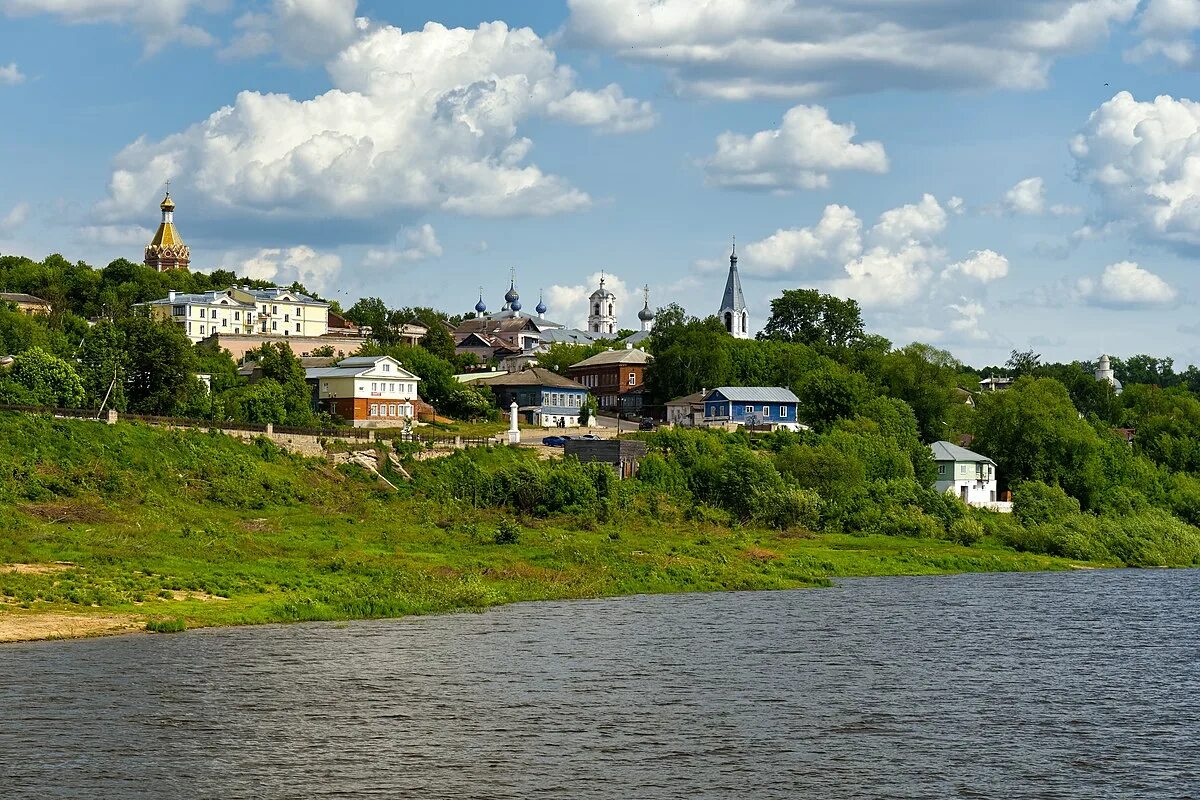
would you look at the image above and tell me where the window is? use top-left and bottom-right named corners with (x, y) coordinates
top-left (371, 382), bottom-right (377, 392)
top-left (222, 319), bottom-right (228, 327)
top-left (284, 313), bottom-right (290, 322)
top-left (628, 372), bottom-right (636, 386)
top-left (389, 383), bottom-right (396, 392)
top-left (388, 404), bottom-right (397, 416)
top-left (210, 309), bottom-right (217, 318)
top-left (272, 305), bottom-right (278, 314)
top-left (382, 363), bottom-right (390, 372)
top-left (295, 322), bottom-right (301, 332)
top-left (938, 465), bottom-right (945, 475)
top-left (200, 324), bottom-right (206, 334)
top-left (271, 321), bottom-right (277, 331)
top-left (234, 311), bottom-right (240, 321)
top-left (780, 406), bottom-right (788, 418)
top-left (261, 304), bottom-right (267, 313)
top-left (370, 404), bottom-right (378, 417)
top-left (295, 307), bottom-right (301, 316)
top-left (322, 382), bottom-right (329, 393)
top-left (763, 405), bottom-right (769, 415)
top-left (745, 405), bottom-right (753, 413)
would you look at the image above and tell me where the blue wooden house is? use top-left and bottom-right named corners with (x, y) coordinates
top-left (477, 367), bottom-right (590, 428)
top-left (703, 387), bottom-right (800, 426)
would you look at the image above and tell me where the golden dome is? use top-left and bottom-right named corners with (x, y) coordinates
top-left (160, 192), bottom-right (176, 211)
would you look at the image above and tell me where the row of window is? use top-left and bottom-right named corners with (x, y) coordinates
top-left (366, 381), bottom-right (416, 394)
top-left (578, 371), bottom-right (638, 389)
top-left (368, 403), bottom-right (413, 418)
top-left (937, 464), bottom-right (992, 477)
top-left (543, 392), bottom-right (583, 408)
top-left (741, 405), bottom-right (789, 417)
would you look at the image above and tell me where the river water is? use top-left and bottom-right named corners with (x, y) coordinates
top-left (1, 569), bottom-right (1197, 799)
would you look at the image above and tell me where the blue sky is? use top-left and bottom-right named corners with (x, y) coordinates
top-left (3, 0), bottom-right (1200, 367)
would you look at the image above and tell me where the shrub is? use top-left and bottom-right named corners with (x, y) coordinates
top-left (494, 518), bottom-right (521, 545)
top-left (145, 618), bottom-right (187, 633)
top-left (947, 516), bottom-right (984, 546)
top-left (1012, 480), bottom-right (1081, 527)
top-left (877, 505), bottom-right (943, 539)
top-left (752, 485), bottom-right (823, 531)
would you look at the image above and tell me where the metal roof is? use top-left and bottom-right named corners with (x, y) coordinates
top-left (720, 252), bottom-right (746, 313)
top-left (0, 292), bottom-right (50, 305)
top-left (569, 348), bottom-right (652, 369)
top-left (929, 440), bottom-right (995, 464)
top-left (476, 367), bottom-right (586, 390)
top-left (706, 386), bottom-right (799, 403)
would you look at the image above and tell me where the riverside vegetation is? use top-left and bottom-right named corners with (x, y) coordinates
top-left (2, 405), bottom-right (1198, 641)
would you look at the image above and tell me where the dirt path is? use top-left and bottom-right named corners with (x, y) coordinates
top-left (0, 611), bottom-right (144, 643)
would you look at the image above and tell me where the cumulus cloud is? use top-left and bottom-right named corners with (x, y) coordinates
top-left (1126, 0), bottom-right (1200, 66)
top-left (233, 245), bottom-right (343, 294)
top-left (1, 0), bottom-right (217, 54)
top-left (0, 201), bottom-right (29, 231)
top-left (1077, 261), bottom-right (1178, 308)
top-left (742, 204), bottom-right (862, 275)
top-left (545, 272), bottom-right (632, 330)
top-left (96, 22), bottom-right (655, 232)
top-left (703, 104), bottom-right (886, 191)
top-left (563, 0), bottom-right (1138, 99)
top-left (221, 0), bottom-right (365, 64)
top-left (947, 300), bottom-right (990, 341)
top-left (363, 224), bottom-right (443, 268)
top-left (78, 223), bottom-right (153, 246)
top-left (869, 193), bottom-right (948, 246)
top-left (1071, 91), bottom-right (1200, 249)
top-left (546, 83), bottom-right (656, 132)
top-left (1000, 176), bottom-right (1080, 216)
top-left (0, 61), bottom-right (24, 85)
top-left (942, 249), bottom-right (1009, 283)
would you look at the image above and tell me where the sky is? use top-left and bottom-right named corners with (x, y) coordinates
top-left (4, 1), bottom-right (1200, 367)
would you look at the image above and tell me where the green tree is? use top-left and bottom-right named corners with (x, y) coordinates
top-left (880, 343), bottom-right (960, 442)
top-left (120, 314), bottom-right (203, 415)
top-left (0, 346), bottom-right (85, 407)
top-left (77, 321), bottom-right (127, 410)
top-left (794, 363), bottom-right (869, 430)
top-left (758, 289), bottom-right (864, 351)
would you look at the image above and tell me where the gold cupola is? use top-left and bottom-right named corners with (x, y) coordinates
top-left (144, 191), bottom-right (190, 272)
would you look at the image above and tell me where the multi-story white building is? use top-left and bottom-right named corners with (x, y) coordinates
top-left (305, 355), bottom-right (422, 427)
top-left (144, 286), bottom-right (329, 343)
top-left (931, 440), bottom-right (1010, 511)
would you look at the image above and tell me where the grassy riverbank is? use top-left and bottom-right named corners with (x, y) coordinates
top-left (0, 413), bottom-right (1112, 642)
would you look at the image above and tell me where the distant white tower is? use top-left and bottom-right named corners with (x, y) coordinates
top-left (588, 273), bottom-right (617, 335)
top-left (638, 285), bottom-right (655, 333)
top-left (1095, 354), bottom-right (1123, 395)
top-left (719, 239), bottom-right (749, 339)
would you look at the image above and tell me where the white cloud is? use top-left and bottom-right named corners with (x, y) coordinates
top-left (233, 245), bottom-right (342, 294)
top-left (546, 83), bottom-right (657, 133)
top-left (0, 61), bottom-right (25, 85)
top-left (221, 0), bottom-right (364, 64)
top-left (97, 22), bottom-right (654, 230)
top-left (868, 193), bottom-right (947, 246)
top-left (545, 272), bottom-right (631, 329)
top-left (0, 201), bottom-right (29, 231)
top-left (78, 223), bottom-right (153, 246)
top-left (942, 249), bottom-right (1009, 283)
top-left (947, 196), bottom-right (966, 215)
top-left (741, 204), bottom-right (862, 275)
top-left (1077, 260), bottom-right (1178, 308)
top-left (827, 243), bottom-right (936, 308)
top-left (903, 326), bottom-right (944, 343)
top-left (947, 300), bottom-right (990, 341)
top-left (1071, 92), bottom-right (1200, 249)
top-left (563, 0), bottom-right (1138, 100)
top-left (703, 104), bottom-right (886, 191)
top-left (1126, 0), bottom-right (1200, 66)
top-left (363, 224), bottom-right (443, 267)
top-left (1000, 176), bottom-right (1080, 216)
top-left (1, 0), bottom-right (217, 54)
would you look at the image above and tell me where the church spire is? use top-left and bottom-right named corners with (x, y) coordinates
top-left (719, 237), bottom-right (748, 338)
top-left (144, 185), bottom-right (190, 272)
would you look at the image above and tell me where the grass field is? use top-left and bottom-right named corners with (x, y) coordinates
top-left (0, 412), bottom-right (1110, 642)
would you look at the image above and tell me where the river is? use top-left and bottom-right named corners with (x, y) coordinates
top-left (1, 569), bottom-right (1197, 798)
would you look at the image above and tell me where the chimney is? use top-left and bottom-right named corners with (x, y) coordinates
top-left (625, 342), bottom-right (633, 350)
top-left (168, 290), bottom-right (176, 303)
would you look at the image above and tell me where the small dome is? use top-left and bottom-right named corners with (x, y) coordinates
top-left (504, 283), bottom-right (519, 304)
top-left (536, 299), bottom-right (548, 315)
top-left (638, 304), bottom-right (655, 322)
top-left (160, 192), bottom-right (176, 211)
top-left (475, 297), bottom-right (487, 314)
top-left (511, 299), bottom-right (522, 312)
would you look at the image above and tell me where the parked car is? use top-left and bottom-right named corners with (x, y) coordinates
top-left (638, 418), bottom-right (656, 431)
top-left (579, 433), bottom-right (601, 440)
top-left (541, 435), bottom-right (566, 447)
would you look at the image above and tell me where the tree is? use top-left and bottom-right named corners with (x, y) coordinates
top-left (539, 342), bottom-right (607, 375)
top-left (758, 289), bottom-right (864, 351)
top-left (345, 297), bottom-right (390, 340)
top-left (251, 342), bottom-right (314, 424)
top-left (77, 321), bottom-right (127, 410)
top-left (880, 343), bottom-right (960, 442)
top-left (0, 347), bottom-right (85, 407)
top-left (794, 363), bottom-right (869, 430)
top-left (1005, 349), bottom-right (1042, 376)
top-left (120, 314), bottom-right (203, 415)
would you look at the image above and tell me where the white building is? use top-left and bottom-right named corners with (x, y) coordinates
top-left (588, 275), bottom-right (618, 335)
top-left (931, 441), bottom-right (1010, 511)
top-left (1095, 354), bottom-right (1124, 395)
top-left (305, 355), bottom-right (421, 427)
top-left (144, 286), bottom-right (329, 343)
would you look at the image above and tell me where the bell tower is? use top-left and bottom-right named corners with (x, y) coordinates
top-left (144, 189), bottom-right (190, 272)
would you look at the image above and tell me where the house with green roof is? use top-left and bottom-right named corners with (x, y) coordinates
top-left (931, 440), bottom-right (1009, 511)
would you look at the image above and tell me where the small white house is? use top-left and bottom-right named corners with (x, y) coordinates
top-left (930, 441), bottom-right (1010, 511)
top-left (305, 355), bottom-right (421, 427)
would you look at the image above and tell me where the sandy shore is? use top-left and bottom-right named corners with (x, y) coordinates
top-left (0, 611), bottom-right (144, 643)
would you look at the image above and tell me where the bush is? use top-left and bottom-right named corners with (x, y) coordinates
top-left (145, 618), bottom-right (187, 633)
top-left (752, 485), bottom-right (823, 531)
top-left (877, 505), bottom-right (943, 539)
top-left (1013, 481), bottom-right (1081, 527)
top-left (947, 516), bottom-right (984, 546)
top-left (494, 518), bottom-right (521, 544)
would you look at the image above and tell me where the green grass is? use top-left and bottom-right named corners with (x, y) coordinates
top-left (0, 412), bottom-right (1109, 636)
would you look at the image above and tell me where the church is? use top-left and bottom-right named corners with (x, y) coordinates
top-left (144, 191), bottom-right (190, 272)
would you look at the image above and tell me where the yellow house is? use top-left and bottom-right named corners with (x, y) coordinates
top-left (0, 292), bottom-right (52, 316)
top-left (143, 286), bottom-right (329, 343)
